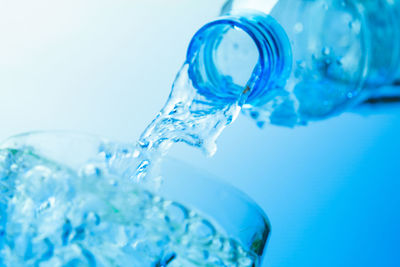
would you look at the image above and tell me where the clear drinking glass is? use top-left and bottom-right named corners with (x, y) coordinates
top-left (0, 131), bottom-right (270, 266)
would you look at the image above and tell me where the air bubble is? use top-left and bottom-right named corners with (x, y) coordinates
top-left (37, 196), bottom-right (55, 213)
top-left (0, 145), bottom-right (258, 266)
top-left (238, 254), bottom-right (254, 267)
top-left (80, 164), bottom-right (102, 177)
top-left (23, 165), bottom-right (53, 181)
top-left (84, 212), bottom-right (101, 226)
top-left (222, 239), bottom-right (238, 260)
top-left (10, 163), bottom-right (18, 172)
top-left (188, 219), bottom-right (216, 244)
top-left (349, 20), bottom-right (361, 34)
top-left (135, 160), bottom-right (150, 180)
top-left (165, 202), bottom-right (189, 226)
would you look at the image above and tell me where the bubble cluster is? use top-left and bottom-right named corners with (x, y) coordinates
top-left (0, 148), bottom-right (257, 266)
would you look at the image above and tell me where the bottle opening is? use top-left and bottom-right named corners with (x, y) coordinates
top-left (187, 19), bottom-right (263, 105)
top-left (206, 24), bottom-right (260, 95)
top-left (186, 13), bottom-right (292, 106)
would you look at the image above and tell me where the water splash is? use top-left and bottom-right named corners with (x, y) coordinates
top-left (133, 19), bottom-right (265, 184)
top-left (0, 147), bottom-right (259, 266)
top-left (139, 63), bottom-right (242, 157)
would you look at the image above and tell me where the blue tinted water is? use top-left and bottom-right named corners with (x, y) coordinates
top-left (138, 64), bottom-right (243, 158)
top-left (0, 144), bottom-right (258, 266)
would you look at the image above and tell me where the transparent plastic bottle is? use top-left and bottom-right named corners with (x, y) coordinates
top-left (186, 0), bottom-right (400, 127)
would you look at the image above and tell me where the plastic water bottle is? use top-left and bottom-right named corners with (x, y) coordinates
top-left (140, 0), bottom-right (400, 155)
top-left (186, 0), bottom-right (400, 127)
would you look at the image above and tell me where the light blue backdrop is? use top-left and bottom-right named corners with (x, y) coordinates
top-left (1, 1), bottom-right (399, 266)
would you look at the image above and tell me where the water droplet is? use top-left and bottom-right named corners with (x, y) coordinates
top-left (297, 60), bottom-right (306, 69)
top-left (256, 121), bottom-right (265, 128)
top-left (62, 219), bottom-right (72, 245)
top-left (133, 149), bottom-right (140, 158)
top-left (72, 224), bottom-right (86, 242)
top-left (250, 111), bottom-right (259, 119)
top-left (37, 196), bottom-right (55, 213)
top-left (153, 195), bottom-right (162, 204)
top-left (10, 163), bottom-right (18, 172)
top-left (137, 140), bottom-right (150, 149)
top-left (322, 47), bottom-right (331, 56)
top-left (109, 179), bottom-right (118, 186)
top-left (324, 58), bottom-right (332, 65)
top-left (135, 160), bottom-right (150, 181)
top-left (294, 22), bottom-right (304, 34)
top-left (154, 252), bottom-right (176, 267)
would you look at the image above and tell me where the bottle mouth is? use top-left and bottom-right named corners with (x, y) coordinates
top-left (186, 12), bottom-right (292, 106)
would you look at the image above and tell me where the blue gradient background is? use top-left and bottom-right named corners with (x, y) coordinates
top-left (0, 1), bottom-right (399, 266)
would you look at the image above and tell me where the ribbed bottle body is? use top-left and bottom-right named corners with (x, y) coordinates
top-left (222, 0), bottom-right (400, 126)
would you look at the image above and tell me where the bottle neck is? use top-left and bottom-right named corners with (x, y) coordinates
top-left (186, 12), bottom-right (292, 107)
